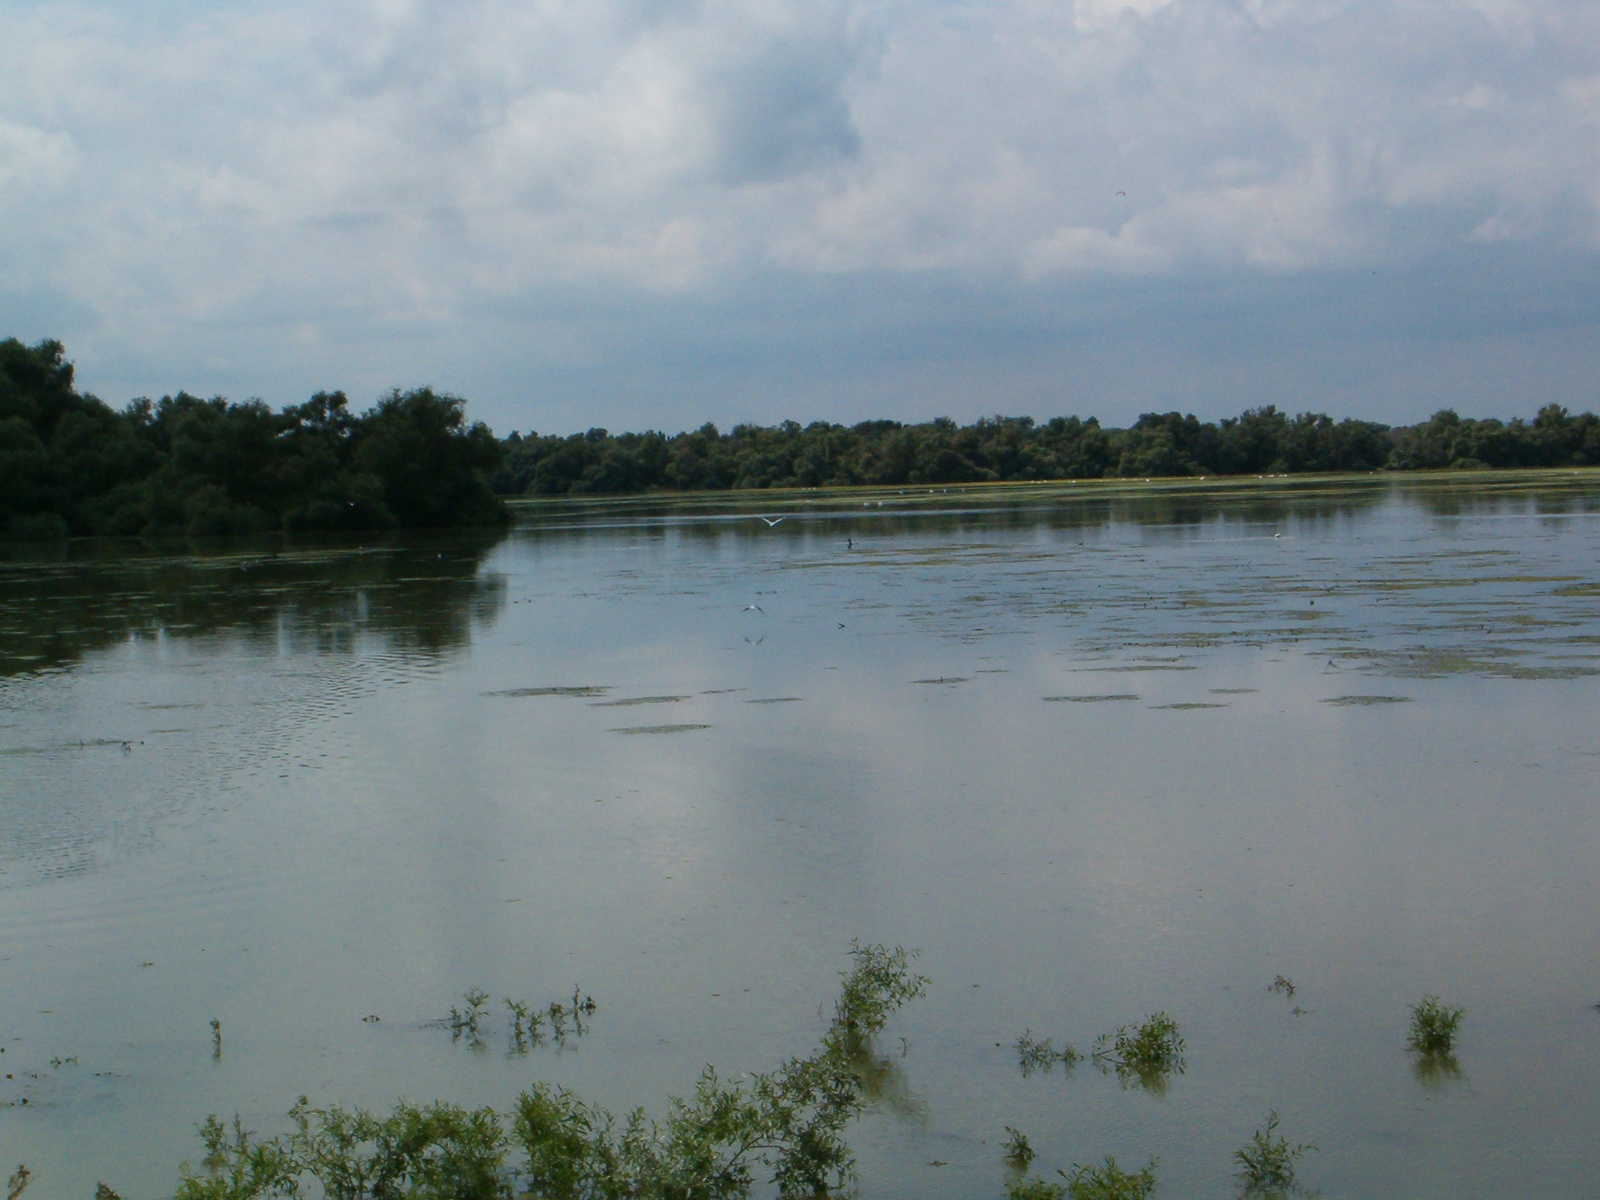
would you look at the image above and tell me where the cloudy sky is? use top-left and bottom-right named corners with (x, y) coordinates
top-left (2, 0), bottom-right (1597, 434)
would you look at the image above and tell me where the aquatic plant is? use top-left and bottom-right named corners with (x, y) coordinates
top-left (1004, 1127), bottom-right (1037, 1169)
top-left (1234, 1111), bottom-right (1315, 1193)
top-left (6, 1165), bottom-right (29, 1200)
top-left (1269, 976), bottom-right (1296, 999)
top-left (1006, 1174), bottom-right (1067, 1200)
top-left (177, 1116), bottom-right (296, 1200)
top-left (1407, 995), bottom-right (1465, 1057)
top-left (1016, 1030), bottom-right (1080, 1076)
top-left (827, 941), bottom-right (928, 1057)
top-left (1093, 1013), bottom-right (1185, 1090)
top-left (505, 999), bottom-right (545, 1052)
top-left (211, 1019), bottom-right (222, 1059)
top-left (176, 943), bottom-right (926, 1200)
top-left (94, 1186), bottom-right (122, 1200)
top-left (446, 988), bottom-right (491, 1044)
top-left (1061, 1155), bottom-right (1159, 1200)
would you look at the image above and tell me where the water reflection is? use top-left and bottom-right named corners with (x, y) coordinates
top-left (0, 530), bottom-right (508, 678)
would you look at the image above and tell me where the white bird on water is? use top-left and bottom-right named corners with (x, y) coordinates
top-left (759, 516), bottom-right (784, 527)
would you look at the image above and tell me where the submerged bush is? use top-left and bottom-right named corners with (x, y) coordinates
top-left (1008, 1156), bottom-right (1158, 1200)
top-left (1015, 1030), bottom-right (1080, 1076)
top-left (1061, 1156), bottom-right (1158, 1200)
top-left (1003, 1127), bottom-right (1036, 1169)
top-left (1234, 1111), bottom-right (1314, 1193)
top-left (172, 943), bottom-right (926, 1200)
top-left (1006, 1175), bottom-right (1067, 1200)
top-left (1092, 1013), bottom-right (1185, 1091)
top-left (1407, 995), bottom-right (1465, 1057)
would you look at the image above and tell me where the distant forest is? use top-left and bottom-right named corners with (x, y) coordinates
top-left (6, 335), bottom-right (1600, 539)
top-left (495, 402), bottom-right (1600, 496)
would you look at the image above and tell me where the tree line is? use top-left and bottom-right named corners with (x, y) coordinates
top-left (495, 405), bottom-right (1600, 497)
top-left (1, 338), bottom-right (506, 538)
top-left (7, 335), bottom-right (1599, 539)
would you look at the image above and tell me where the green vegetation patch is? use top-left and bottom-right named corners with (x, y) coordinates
top-left (1042, 694), bottom-right (1139, 703)
top-left (168, 944), bottom-right (927, 1200)
top-left (1321, 694), bottom-right (1412, 706)
top-left (1074, 664), bottom-right (1197, 673)
top-left (1234, 1111), bottom-right (1315, 1194)
top-left (1015, 1030), bottom-right (1080, 1076)
top-left (590, 695), bottom-right (690, 707)
top-left (485, 686), bottom-right (610, 698)
top-left (608, 724), bottom-right (712, 735)
top-left (1, 338), bottom-right (507, 539)
top-left (1093, 1013), bottom-right (1185, 1092)
top-left (1408, 995), bottom-right (1465, 1057)
top-left (1009, 1156), bottom-right (1159, 1200)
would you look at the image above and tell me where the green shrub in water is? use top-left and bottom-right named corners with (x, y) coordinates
top-left (1008, 1156), bottom-right (1158, 1200)
top-left (1015, 1030), bottom-right (1080, 1076)
top-left (1407, 995), bottom-right (1465, 1057)
top-left (1233, 1111), bottom-right (1314, 1193)
top-left (1006, 1175), bottom-right (1067, 1200)
top-left (1092, 1013), bottom-right (1185, 1090)
top-left (1003, 1127), bottom-right (1037, 1169)
top-left (1061, 1156), bottom-right (1158, 1200)
top-left (173, 943), bottom-right (926, 1200)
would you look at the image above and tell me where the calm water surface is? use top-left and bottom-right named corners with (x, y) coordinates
top-left (3, 474), bottom-right (1599, 1198)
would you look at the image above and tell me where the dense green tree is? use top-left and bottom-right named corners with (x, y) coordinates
top-left (0, 338), bottom-right (506, 539)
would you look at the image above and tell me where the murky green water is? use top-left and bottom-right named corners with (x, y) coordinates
top-left (3, 473), bottom-right (1599, 1199)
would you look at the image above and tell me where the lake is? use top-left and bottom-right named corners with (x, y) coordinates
top-left (3, 472), bottom-right (1599, 1198)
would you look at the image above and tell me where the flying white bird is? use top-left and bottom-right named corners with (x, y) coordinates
top-left (759, 516), bottom-right (784, 527)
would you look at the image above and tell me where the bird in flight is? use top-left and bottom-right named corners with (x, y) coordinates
top-left (742, 604), bottom-right (764, 613)
top-left (759, 516), bottom-right (784, 527)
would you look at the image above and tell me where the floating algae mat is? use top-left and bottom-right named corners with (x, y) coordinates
top-left (1042, 693), bottom-right (1140, 703)
top-left (3, 472), bottom-right (1600, 1200)
top-left (485, 685), bottom-right (612, 698)
top-left (608, 722), bottom-right (713, 735)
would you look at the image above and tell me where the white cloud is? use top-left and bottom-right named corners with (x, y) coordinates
top-left (0, 0), bottom-right (1597, 420)
top-left (0, 118), bottom-right (78, 189)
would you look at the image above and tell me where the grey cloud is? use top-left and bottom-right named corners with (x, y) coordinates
top-left (0, 0), bottom-right (1597, 427)
top-left (701, 12), bottom-right (872, 184)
